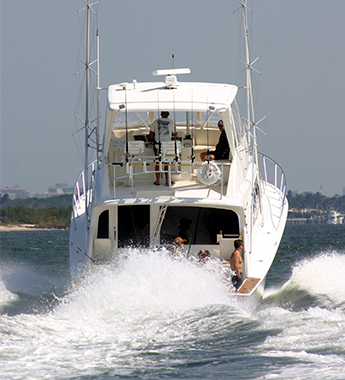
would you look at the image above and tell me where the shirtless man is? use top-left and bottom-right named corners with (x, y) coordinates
top-left (230, 239), bottom-right (244, 290)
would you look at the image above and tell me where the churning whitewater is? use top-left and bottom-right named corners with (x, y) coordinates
top-left (1, 227), bottom-right (345, 379)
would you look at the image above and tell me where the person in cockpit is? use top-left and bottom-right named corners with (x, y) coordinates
top-left (200, 120), bottom-right (229, 161)
top-left (149, 111), bottom-right (177, 185)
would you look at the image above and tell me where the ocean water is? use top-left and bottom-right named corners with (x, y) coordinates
top-left (0, 224), bottom-right (345, 380)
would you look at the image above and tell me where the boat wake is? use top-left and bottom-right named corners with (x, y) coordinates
top-left (1, 248), bottom-right (262, 379)
top-left (0, 266), bottom-right (69, 316)
top-left (2, 248), bottom-right (345, 379)
top-left (65, 248), bottom-right (238, 315)
top-left (0, 248), bottom-right (242, 316)
top-left (262, 251), bottom-right (345, 311)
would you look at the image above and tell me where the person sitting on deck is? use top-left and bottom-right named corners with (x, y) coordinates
top-left (198, 249), bottom-right (211, 264)
top-left (200, 120), bottom-right (230, 161)
top-left (230, 239), bottom-right (244, 290)
top-left (149, 111), bottom-right (177, 186)
top-left (173, 236), bottom-right (186, 258)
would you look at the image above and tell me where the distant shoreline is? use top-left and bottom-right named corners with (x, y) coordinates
top-left (0, 224), bottom-right (68, 231)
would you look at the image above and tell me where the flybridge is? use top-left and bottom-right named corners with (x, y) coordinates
top-left (107, 78), bottom-right (238, 113)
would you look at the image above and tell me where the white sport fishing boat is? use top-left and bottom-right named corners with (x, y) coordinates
top-left (327, 210), bottom-right (344, 225)
top-left (70, 1), bottom-right (288, 300)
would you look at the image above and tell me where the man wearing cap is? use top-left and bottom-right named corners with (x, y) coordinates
top-left (200, 120), bottom-right (230, 161)
top-left (149, 111), bottom-right (177, 185)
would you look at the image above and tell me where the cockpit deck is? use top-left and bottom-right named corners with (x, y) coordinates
top-left (107, 158), bottom-right (232, 198)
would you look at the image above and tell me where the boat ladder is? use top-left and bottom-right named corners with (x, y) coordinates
top-left (149, 204), bottom-right (168, 249)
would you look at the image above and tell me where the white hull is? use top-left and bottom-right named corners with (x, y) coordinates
top-left (327, 210), bottom-right (344, 225)
top-left (69, 148), bottom-right (288, 298)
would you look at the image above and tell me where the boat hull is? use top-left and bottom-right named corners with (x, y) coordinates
top-left (69, 161), bottom-right (288, 301)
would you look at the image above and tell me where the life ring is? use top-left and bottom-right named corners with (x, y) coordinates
top-left (197, 162), bottom-right (221, 185)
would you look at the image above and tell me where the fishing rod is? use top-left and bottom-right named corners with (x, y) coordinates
top-left (173, 90), bottom-right (178, 162)
top-left (125, 88), bottom-right (129, 163)
top-left (186, 209), bottom-right (200, 259)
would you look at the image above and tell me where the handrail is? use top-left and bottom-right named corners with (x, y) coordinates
top-left (72, 160), bottom-right (96, 223)
top-left (108, 158), bottom-right (231, 198)
top-left (258, 153), bottom-right (287, 221)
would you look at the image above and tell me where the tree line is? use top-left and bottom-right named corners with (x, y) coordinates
top-left (287, 191), bottom-right (345, 213)
top-left (0, 194), bottom-right (72, 228)
top-left (0, 193), bottom-right (72, 208)
top-left (0, 191), bottom-right (344, 228)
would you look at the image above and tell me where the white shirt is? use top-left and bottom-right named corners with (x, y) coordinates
top-left (150, 118), bottom-right (175, 142)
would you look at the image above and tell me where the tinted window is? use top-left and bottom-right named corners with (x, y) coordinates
top-left (97, 210), bottom-right (109, 239)
top-left (161, 206), bottom-right (239, 245)
top-left (118, 205), bottom-right (150, 248)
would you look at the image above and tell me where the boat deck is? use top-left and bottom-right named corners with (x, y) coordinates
top-left (237, 277), bottom-right (260, 294)
top-left (106, 176), bottom-right (229, 201)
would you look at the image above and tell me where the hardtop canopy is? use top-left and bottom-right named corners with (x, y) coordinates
top-left (107, 81), bottom-right (238, 113)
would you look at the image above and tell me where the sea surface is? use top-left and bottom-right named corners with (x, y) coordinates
top-left (1, 224), bottom-right (345, 379)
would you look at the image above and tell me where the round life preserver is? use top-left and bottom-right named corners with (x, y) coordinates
top-left (197, 162), bottom-right (221, 185)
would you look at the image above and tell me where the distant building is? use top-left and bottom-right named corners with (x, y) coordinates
top-left (0, 183), bottom-right (73, 199)
top-left (0, 184), bottom-right (35, 199)
top-left (48, 183), bottom-right (73, 194)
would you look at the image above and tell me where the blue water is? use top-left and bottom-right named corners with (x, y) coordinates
top-left (1, 224), bottom-right (345, 379)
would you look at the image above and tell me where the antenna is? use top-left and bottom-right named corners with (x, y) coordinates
top-left (152, 68), bottom-right (191, 89)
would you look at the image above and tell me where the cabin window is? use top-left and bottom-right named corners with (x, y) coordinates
top-left (112, 111), bottom-right (225, 136)
top-left (118, 205), bottom-right (150, 248)
top-left (97, 210), bottom-right (109, 239)
top-left (160, 206), bottom-right (239, 245)
top-left (114, 111), bottom-right (150, 128)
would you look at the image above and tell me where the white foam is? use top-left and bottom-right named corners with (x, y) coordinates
top-left (1, 249), bottom-right (345, 379)
top-left (0, 249), bottom-right (242, 378)
top-left (290, 252), bottom-right (345, 304)
top-left (0, 277), bottom-right (18, 304)
top-left (59, 249), bottom-right (235, 318)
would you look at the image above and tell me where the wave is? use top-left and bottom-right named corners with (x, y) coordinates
top-left (262, 251), bottom-right (345, 311)
top-left (1, 248), bottom-right (241, 316)
top-left (60, 248), bottom-right (238, 316)
top-left (0, 276), bottom-right (18, 304)
top-left (0, 249), bottom-right (260, 379)
top-left (0, 266), bottom-right (69, 316)
top-left (2, 248), bottom-right (345, 379)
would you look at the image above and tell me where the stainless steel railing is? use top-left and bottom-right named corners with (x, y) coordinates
top-left (108, 158), bottom-right (231, 198)
top-left (72, 161), bottom-right (96, 219)
top-left (258, 153), bottom-right (287, 221)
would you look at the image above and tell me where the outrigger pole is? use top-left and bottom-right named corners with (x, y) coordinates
top-left (239, 0), bottom-right (257, 255)
top-left (240, 0), bottom-right (263, 254)
top-left (84, 0), bottom-right (91, 239)
top-left (96, 0), bottom-right (102, 169)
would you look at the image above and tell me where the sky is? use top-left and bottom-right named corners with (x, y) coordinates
top-left (1, 0), bottom-right (345, 197)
